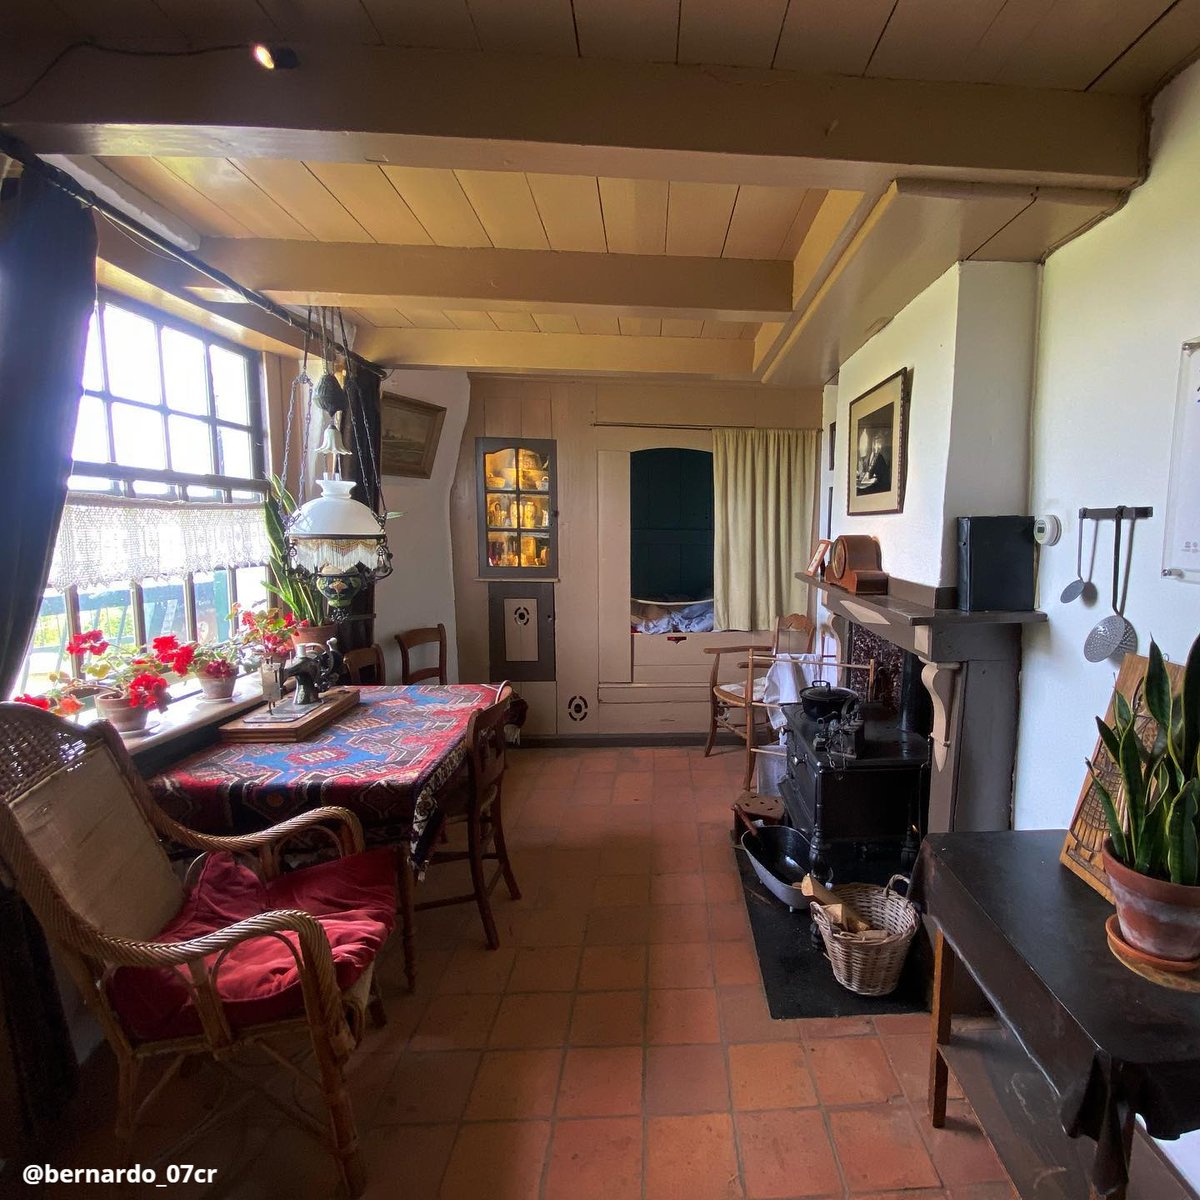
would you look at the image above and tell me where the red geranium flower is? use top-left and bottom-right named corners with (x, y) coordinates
top-left (169, 644), bottom-right (195, 674)
top-left (153, 635), bottom-right (180, 654)
top-left (66, 629), bottom-right (108, 656)
top-left (128, 673), bottom-right (169, 710)
top-left (13, 694), bottom-right (50, 710)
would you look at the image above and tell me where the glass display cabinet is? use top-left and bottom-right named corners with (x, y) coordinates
top-left (476, 437), bottom-right (557, 578)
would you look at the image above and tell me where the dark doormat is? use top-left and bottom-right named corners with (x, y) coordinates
top-left (735, 844), bottom-right (927, 1020)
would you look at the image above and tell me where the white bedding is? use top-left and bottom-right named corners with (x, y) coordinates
top-left (630, 597), bottom-right (715, 634)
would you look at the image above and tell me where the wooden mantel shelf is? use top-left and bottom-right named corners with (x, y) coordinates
top-left (798, 573), bottom-right (1047, 630)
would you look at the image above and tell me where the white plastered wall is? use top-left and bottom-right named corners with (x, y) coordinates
top-left (1013, 60), bottom-right (1200, 831)
top-left (828, 261), bottom-right (1037, 589)
top-left (373, 369), bottom-right (470, 682)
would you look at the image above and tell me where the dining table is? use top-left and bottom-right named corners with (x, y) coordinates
top-left (148, 682), bottom-right (510, 987)
top-left (149, 681), bottom-right (507, 851)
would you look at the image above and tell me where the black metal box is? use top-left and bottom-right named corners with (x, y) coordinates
top-left (956, 515), bottom-right (1036, 612)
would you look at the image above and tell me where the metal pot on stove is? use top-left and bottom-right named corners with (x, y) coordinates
top-left (799, 680), bottom-right (860, 721)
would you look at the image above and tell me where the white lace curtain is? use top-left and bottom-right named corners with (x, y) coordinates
top-left (49, 494), bottom-right (270, 590)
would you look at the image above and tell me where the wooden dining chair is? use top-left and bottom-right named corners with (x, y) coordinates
top-left (703, 613), bottom-right (816, 789)
top-left (343, 643), bottom-right (386, 685)
top-left (395, 623), bottom-right (448, 685)
top-left (415, 699), bottom-right (520, 949)
top-left (0, 702), bottom-right (396, 1197)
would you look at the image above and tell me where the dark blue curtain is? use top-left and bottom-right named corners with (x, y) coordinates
top-left (0, 169), bottom-right (97, 1153)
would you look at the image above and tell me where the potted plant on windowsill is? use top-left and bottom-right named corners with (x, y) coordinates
top-left (1091, 633), bottom-right (1200, 967)
top-left (233, 603), bottom-right (304, 667)
top-left (14, 630), bottom-right (192, 734)
top-left (187, 640), bottom-right (242, 701)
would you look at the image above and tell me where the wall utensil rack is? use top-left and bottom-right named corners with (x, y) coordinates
top-left (1078, 506), bottom-right (1153, 521)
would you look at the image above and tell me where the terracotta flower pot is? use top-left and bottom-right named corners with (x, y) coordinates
top-left (1103, 839), bottom-right (1200, 963)
top-left (95, 691), bottom-right (149, 734)
top-left (198, 673), bottom-right (237, 700)
top-left (292, 624), bottom-right (337, 654)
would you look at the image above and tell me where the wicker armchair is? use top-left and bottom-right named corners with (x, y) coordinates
top-left (0, 702), bottom-right (395, 1197)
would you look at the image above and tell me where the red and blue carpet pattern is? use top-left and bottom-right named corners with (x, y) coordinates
top-left (150, 684), bottom-right (506, 859)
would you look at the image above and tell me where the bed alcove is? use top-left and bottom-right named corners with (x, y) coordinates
top-left (629, 447), bottom-right (715, 635)
top-left (596, 428), bottom-right (772, 734)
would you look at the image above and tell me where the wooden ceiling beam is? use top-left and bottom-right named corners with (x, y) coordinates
top-left (93, 220), bottom-right (306, 356)
top-left (354, 326), bottom-right (754, 378)
top-left (759, 180), bottom-right (1125, 387)
top-left (2, 45), bottom-right (1144, 190)
top-left (188, 239), bottom-right (795, 322)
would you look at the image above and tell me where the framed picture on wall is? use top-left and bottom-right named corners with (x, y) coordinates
top-left (379, 392), bottom-right (447, 479)
top-left (847, 368), bottom-right (911, 516)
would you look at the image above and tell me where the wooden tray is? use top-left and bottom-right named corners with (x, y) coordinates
top-left (219, 687), bottom-right (360, 743)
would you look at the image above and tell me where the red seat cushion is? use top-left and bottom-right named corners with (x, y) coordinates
top-left (108, 849), bottom-right (396, 1042)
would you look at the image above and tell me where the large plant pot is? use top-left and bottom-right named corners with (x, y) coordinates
top-left (95, 691), bottom-right (148, 734)
top-left (1103, 840), bottom-right (1200, 962)
top-left (292, 624), bottom-right (337, 654)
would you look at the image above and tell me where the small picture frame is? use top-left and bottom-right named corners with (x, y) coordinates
top-left (806, 538), bottom-right (833, 578)
top-left (379, 392), bottom-right (447, 479)
top-left (847, 368), bottom-right (910, 516)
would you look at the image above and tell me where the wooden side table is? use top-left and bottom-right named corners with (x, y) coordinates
top-left (916, 830), bottom-right (1200, 1200)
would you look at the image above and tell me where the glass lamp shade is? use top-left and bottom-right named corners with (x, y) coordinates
top-left (285, 477), bottom-right (393, 600)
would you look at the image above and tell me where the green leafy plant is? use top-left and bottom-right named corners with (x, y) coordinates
top-left (187, 639), bottom-right (242, 679)
top-left (264, 474), bottom-right (325, 626)
top-left (1090, 633), bottom-right (1200, 884)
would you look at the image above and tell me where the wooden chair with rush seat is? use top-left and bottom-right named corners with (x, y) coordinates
top-left (0, 703), bottom-right (396, 1197)
top-left (414, 698), bottom-right (520, 949)
top-left (395, 624), bottom-right (447, 685)
top-left (704, 613), bottom-right (817, 790)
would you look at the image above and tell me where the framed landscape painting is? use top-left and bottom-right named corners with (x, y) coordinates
top-left (847, 368), bottom-right (910, 516)
top-left (379, 392), bottom-right (446, 479)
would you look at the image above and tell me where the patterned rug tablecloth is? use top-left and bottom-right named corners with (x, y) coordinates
top-left (149, 684), bottom-right (507, 859)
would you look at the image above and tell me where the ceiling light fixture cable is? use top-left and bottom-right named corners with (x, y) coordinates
top-left (0, 130), bottom-right (386, 380)
top-left (0, 40), bottom-right (251, 111)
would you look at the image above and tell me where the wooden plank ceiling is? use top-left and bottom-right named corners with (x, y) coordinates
top-left (9, 0), bottom-right (1199, 95)
top-left (6, 1), bottom-right (1164, 381)
top-left (99, 158), bottom-right (823, 342)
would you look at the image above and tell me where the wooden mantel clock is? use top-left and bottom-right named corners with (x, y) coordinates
top-left (826, 535), bottom-right (889, 595)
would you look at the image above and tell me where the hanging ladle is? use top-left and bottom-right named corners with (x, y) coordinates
top-left (1084, 510), bottom-right (1137, 663)
top-left (1060, 516), bottom-right (1088, 603)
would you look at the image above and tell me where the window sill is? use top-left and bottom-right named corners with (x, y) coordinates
top-left (120, 676), bottom-right (266, 757)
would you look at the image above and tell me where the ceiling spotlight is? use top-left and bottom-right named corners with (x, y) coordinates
top-left (251, 44), bottom-right (298, 70)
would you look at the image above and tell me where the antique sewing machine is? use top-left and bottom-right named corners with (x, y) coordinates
top-left (258, 639), bottom-right (344, 717)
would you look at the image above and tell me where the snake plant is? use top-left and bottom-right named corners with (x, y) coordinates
top-left (1089, 633), bottom-right (1200, 885)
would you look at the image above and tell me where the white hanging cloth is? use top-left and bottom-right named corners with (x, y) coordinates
top-left (49, 494), bottom-right (270, 590)
top-left (761, 653), bottom-right (838, 730)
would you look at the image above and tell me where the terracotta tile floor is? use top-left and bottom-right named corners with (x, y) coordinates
top-left (41, 746), bottom-right (1014, 1200)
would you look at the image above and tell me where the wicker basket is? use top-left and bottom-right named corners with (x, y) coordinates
top-left (809, 875), bottom-right (919, 997)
